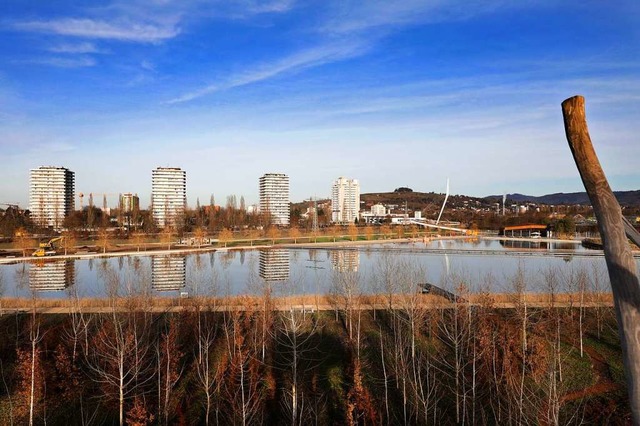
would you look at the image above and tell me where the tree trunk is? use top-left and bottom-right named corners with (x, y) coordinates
top-left (562, 95), bottom-right (640, 422)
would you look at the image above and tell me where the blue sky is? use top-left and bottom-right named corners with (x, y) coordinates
top-left (1, 0), bottom-right (639, 209)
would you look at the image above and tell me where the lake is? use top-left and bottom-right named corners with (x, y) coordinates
top-left (0, 238), bottom-right (615, 299)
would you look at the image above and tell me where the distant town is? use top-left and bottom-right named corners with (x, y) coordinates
top-left (2, 165), bottom-right (640, 243)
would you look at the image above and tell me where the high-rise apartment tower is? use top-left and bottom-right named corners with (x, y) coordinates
top-left (331, 177), bottom-right (360, 224)
top-left (29, 166), bottom-right (75, 230)
top-left (152, 167), bottom-right (186, 228)
top-left (259, 173), bottom-right (290, 226)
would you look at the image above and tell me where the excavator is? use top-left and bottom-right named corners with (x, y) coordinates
top-left (32, 236), bottom-right (64, 257)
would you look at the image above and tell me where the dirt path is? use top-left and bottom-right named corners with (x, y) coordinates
top-left (560, 344), bottom-right (622, 404)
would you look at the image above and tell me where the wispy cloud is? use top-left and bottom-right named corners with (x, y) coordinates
top-left (167, 39), bottom-right (370, 104)
top-left (47, 42), bottom-right (107, 54)
top-left (319, 0), bottom-right (524, 34)
top-left (13, 18), bottom-right (179, 43)
top-left (24, 56), bottom-right (97, 68)
top-left (244, 0), bottom-right (297, 14)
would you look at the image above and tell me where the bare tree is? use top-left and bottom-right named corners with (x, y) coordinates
top-left (273, 307), bottom-right (319, 426)
top-left (218, 228), bottom-right (233, 248)
top-left (156, 318), bottom-right (184, 425)
top-left (220, 306), bottom-right (268, 426)
top-left (348, 223), bottom-right (358, 242)
top-left (160, 226), bottom-right (175, 251)
top-left (288, 226), bottom-right (301, 244)
top-left (62, 231), bottom-right (76, 256)
top-left (14, 227), bottom-right (34, 257)
top-left (194, 309), bottom-right (222, 426)
top-left (194, 226), bottom-right (207, 248)
top-left (85, 267), bottom-right (155, 426)
top-left (97, 228), bottom-right (110, 254)
top-left (132, 231), bottom-right (146, 252)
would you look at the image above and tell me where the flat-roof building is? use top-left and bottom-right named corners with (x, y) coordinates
top-left (259, 173), bottom-right (290, 226)
top-left (29, 166), bottom-right (75, 230)
top-left (331, 177), bottom-right (360, 224)
top-left (152, 167), bottom-right (186, 228)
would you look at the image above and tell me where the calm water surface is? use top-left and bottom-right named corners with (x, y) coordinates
top-left (0, 239), bottom-right (615, 299)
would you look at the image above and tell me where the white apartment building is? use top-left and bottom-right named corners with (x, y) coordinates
top-left (371, 203), bottom-right (386, 216)
top-left (331, 177), bottom-right (360, 224)
top-left (259, 173), bottom-right (290, 226)
top-left (29, 166), bottom-right (75, 230)
top-left (152, 167), bottom-right (186, 228)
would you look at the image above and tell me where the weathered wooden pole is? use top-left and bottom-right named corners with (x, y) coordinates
top-left (562, 95), bottom-right (640, 423)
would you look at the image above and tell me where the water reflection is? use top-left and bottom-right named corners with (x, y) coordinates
top-left (151, 255), bottom-right (186, 291)
top-left (330, 250), bottom-right (360, 272)
top-left (0, 239), bottom-right (615, 298)
top-left (29, 260), bottom-right (75, 292)
top-left (499, 240), bottom-right (579, 251)
top-left (259, 249), bottom-right (290, 282)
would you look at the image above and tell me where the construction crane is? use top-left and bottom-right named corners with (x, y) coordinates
top-left (32, 236), bottom-right (64, 257)
top-left (0, 203), bottom-right (22, 214)
top-left (77, 193), bottom-right (120, 211)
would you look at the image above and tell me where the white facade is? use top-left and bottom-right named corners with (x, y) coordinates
top-left (330, 250), bottom-right (360, 272)
top-left (152, 255), bottom-right (186, 291)
top-left (259, 173), bottom-right (290, 226)
top-left (152, 167), bottom-right (186, 228)
top-left (371, 203), bottom-right (386, 216)
top-left (259, 249), bottom-right (290, 282)
top-left (331, 177), bottom-right (360, 224)
top-left (29, 166), bottom-right (75, 230)
top-left (29, 260), bottom-right (75, 292)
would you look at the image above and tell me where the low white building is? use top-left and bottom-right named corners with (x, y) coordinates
top-left (371, 203), bottom-right (386, 216)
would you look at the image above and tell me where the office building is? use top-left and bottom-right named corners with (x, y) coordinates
top-left (29, 166), bottom-right (75, 230)
top-left (331, 177), bottom-right (360, 224)
top-left (152, 167), bottom-right (186, 228)
top-left (259, 173), bottom-right (290, 226)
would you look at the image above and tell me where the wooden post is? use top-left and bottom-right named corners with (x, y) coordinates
top-left (562, 95), bottom-right (640, 422)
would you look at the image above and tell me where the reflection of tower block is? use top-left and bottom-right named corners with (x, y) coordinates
top-left (29, 260), bottom-right (75, 291)
top-left (330, 250), bottom-right (360, 272)
top-left (152, 255), bottom-right (186, 291)
top-left (259, 250), bottom-right (290, 282)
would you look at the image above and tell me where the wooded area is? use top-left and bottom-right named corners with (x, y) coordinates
top-left (0, 292), bottom-right (630, 425)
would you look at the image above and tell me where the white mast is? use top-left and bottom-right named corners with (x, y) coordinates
top-left (436, 178), bottom-right (449, 225)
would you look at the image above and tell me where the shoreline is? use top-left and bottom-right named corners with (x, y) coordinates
top-left (0, 292), bottom-right (616, 314)
top-left (0, 235), bottom-right (600, 265)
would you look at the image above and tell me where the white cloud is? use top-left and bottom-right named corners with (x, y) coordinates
top-left (13, 18), bottom-right (179, 43)
top-left (318, 0), bottom-right (532, 34)
top-left (26, 56), bottom-right (97, 68)
top-left (167, 39), bottom-right (370, 104)
top-left (47, 42), bottom-right (106, 54)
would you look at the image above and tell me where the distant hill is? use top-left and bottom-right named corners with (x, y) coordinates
top-left (360, 191), bottom-right (488, 213)
top-left (485, 190), bottom-right (640, 206)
